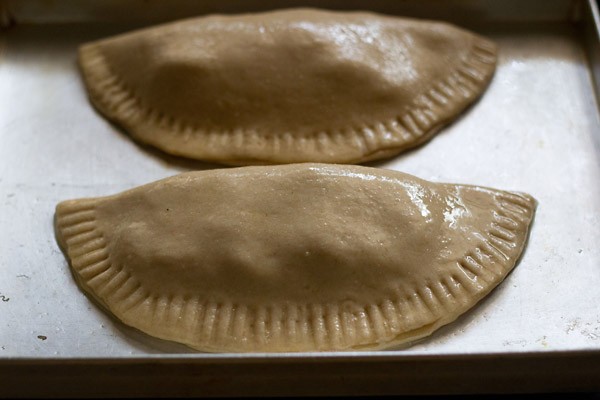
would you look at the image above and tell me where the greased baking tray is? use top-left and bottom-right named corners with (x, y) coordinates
top-left (1, 0), bottom-right (600, 396)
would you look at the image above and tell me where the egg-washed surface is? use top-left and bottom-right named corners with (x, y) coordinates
top-left (79, 9), bottom-right (497, 165)
top-left (55, 164), bottom-right (535, 352)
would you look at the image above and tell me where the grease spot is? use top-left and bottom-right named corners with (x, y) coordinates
top-left (502, 339), bottom-right (527, 347)
top-left (581, 322), bottom-right (600, 341)
top-left (565, 318), bottom-right (580, 334)
top-left (536, 336), bottom-right (549, 347)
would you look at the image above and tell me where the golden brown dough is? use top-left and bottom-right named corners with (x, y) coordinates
top-left (79, 9), bottom-right (497, 165)
top-left (55, 164), bottom-right (535, 352)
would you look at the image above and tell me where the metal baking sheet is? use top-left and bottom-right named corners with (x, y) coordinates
top-left (1, 0), bottom-right (600, 395)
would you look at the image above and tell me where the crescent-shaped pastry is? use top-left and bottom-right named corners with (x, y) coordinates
top-left (79, 9), bottom-right (497, 165)
top-left (55, 164), bottom-right (535, 352)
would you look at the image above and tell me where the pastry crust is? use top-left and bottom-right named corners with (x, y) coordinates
top-left (55, 164), bottom-right (535, 352)
top-left (79, 9), bottom-right (497, 165)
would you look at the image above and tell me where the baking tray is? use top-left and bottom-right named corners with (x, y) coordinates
top-left (1, 0), bottom-right (600, 396)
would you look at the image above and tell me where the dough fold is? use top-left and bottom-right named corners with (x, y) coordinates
top-left (79, 9), bottom-right (497, 165)
top-left (56, 164), bottom-right (535, 352)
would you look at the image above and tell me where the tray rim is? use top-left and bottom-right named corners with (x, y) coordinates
top-left (1, 350), bottom-right (599, 396)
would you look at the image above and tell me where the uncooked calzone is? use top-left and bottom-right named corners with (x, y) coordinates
top-left (79, 9), bottom-right (497, 165)
top-left (55, 164), bottom-right (535, 352)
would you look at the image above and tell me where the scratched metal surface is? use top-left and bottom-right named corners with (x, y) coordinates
top-left (1, 9), bottom-right (600, 358)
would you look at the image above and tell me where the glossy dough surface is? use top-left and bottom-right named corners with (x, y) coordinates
top-left (55, 164), bottom-right (535, 352)
top-left (79, 9), bottom-right (497, 165)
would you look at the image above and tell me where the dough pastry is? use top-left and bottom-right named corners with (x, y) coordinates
top-left (79, 9), bottom-right (497, 165)
top-left (55, 164), bottom-right (535, 352)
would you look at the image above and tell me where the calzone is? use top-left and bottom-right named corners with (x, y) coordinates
top-left (79, 9), bottom-right (497, 165)
top-left (55, 164), bottom-right (535, 352)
